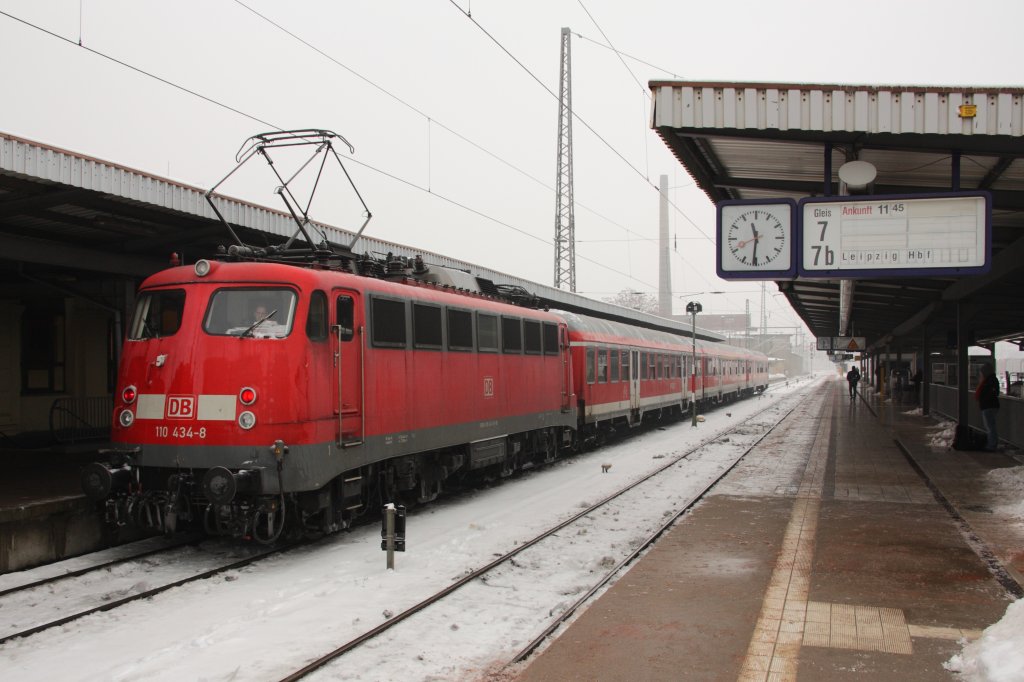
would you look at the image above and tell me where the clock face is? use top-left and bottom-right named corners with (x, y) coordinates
top-left (727, 210), bottom-right (787, 266)
top-left (717, 201), bottom-right (794, 277)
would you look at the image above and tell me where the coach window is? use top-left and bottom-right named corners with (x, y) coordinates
top-left (371, 297), bottom-right (406, 347)
top-left (649, 353), bottom-right (657, 379)
top-left (413, 303), bottom-right (442, 349)
top-left (306, 290), bottom-right (328, 341)
top-left (447, 308), bottom-right (474, 351)
top-left (501, 317), bottom-right (522, 353)
top-left (523, 320), bottom-right (542, 355)
top-left (597, 349), bottom-right (608, 383)
top-left (586, 348), bottom-right (596, 383)
top-left (640, 352), bottom-right (648, 380)
top-left (477, 313), bottom-right (498, 352)
top-left (542, 323), bottom-right (559, 355)
top-left (621, 350), bottom-right (631, 380)
top-left (610, 349), bottom-right (620, 382)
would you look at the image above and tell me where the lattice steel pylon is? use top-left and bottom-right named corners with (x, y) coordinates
top-left (553, 27), bottom-right (576, 291)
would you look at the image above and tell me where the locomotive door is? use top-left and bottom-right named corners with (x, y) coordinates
top-left (331, 291), bottom-right (364, 446)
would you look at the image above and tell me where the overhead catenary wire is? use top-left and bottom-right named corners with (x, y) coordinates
top-left (0, 6), bottom-right (671, 294)
top-left (446, 0), bottom-right (714, 244)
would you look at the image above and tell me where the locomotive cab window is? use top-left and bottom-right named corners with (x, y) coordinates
top-left (371, 297), bottom-right (407, 347)
top-left (203, 288), bottom-right (296, 339)
top-left (306, 290), bottom-right (328, 341)
top-left (413, 303), bottom-right (442, 349)
top-left (129, 288), bottom-right (185, 340)
top-left (334, 295), bottom-right (354, 341)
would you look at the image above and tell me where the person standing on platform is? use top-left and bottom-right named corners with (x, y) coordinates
top-left (976, 363), bottom-right (1000, 451)
top-left (846, 365), bottom-right (861, 399)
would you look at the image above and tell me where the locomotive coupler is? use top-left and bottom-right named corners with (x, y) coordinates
top-left (201, 467), bottom-right (262, 504)
top-left (81, 462), bottom-right (132, 500)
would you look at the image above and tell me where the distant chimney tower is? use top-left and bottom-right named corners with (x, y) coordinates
top-left (658, 175), bottom-right (672, 317)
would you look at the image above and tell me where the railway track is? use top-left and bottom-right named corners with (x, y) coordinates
top-left (0, 533), bottom-right (203, 599)
top-left (277, 386), bottom-right (815, 681)
top-left (0, 536), bottom-right (300, 646)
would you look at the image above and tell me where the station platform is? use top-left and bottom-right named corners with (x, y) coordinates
top-left (517, 378), bottom-right (1023, 681)
top-left (0, 445), bottom-right (110, 573)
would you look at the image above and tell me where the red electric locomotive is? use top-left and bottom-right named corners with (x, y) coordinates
top-left (82, 257), bottom-right (577, 541)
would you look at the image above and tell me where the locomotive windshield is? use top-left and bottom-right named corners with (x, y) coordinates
top-left (204, 288), bottom-right (297, 338)
top-left (128, 289), bottom-right (185, 340)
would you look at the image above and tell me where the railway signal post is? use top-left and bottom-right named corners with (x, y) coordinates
top-left (381, 504), bottom-right (407, 570)
top-left (686, 301), bottom-right (702, 427)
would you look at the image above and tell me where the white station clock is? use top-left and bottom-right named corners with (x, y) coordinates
top-left (716, 199), bottom-right (796, 279)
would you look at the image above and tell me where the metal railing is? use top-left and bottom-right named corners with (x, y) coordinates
top-left (929, 384), bottom-right (1023, 450)
top-left (49, 396), bottom-right (113, 444)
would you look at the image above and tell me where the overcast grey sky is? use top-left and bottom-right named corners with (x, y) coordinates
top-left (2, 0), bottom-right (1023, 333)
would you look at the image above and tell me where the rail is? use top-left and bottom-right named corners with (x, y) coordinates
top-left (48, 396), bottom-right (112, 444)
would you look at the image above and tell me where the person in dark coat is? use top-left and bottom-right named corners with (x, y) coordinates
top-left (975, 363), bottom-right (1000, 451)
top-left (846, 365), bottom-right (860, 398)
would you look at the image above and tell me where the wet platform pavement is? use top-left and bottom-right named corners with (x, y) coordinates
top-left (517, 378), bottom-right (1023, 681)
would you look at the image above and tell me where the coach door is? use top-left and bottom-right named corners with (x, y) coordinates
top-left (560, 326), bottom-right (572, 412)
top-left (331, 291), bottom-right (364, 446)
top-left (629, 349), bottom-right (641, 416)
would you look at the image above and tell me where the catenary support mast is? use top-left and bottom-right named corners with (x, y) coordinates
top-left (553, 27), bottom-right (576, 291)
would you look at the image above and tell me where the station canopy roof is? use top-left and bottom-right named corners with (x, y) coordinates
top-left (650, 81), bottom-right (1024, 354)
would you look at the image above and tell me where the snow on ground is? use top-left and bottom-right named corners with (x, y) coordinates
top-left (946, 599), bottom-right (1024, 682)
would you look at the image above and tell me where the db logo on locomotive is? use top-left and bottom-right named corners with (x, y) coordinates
top-left (166, 395), bottom-right (197, 420)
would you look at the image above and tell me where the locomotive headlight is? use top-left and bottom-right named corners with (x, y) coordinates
top-left (239, 387), bottom-right (257, 405)
top-left (194, 259), bottom-right (212, 277)
top-left (122, 386), bottom-right (137, 404)
top-left (238, 411), bottom-right (256, 430)
top-left (118, 409), bottom-right (135, 427)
